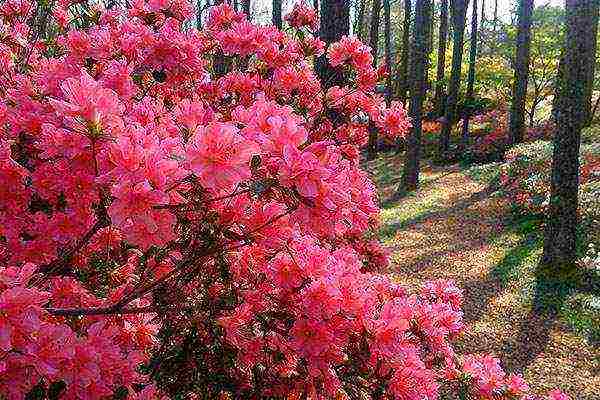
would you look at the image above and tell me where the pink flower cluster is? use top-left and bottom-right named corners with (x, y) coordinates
top-left (285, 2), bottom-right (319, 30)
top-left (0, 0), bottom-right (569, 399)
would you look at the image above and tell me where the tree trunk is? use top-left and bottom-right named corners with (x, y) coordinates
top-left (197, 0), bottom-right (203, 29)
top-left (540, 0), bottom-right (598, 279)
top-left (314, 0), bottom-right (320, 36)
top-left (242, 0), bottom-right (250, 18)
top-left (460, 0), bottom-right (478, 155)
top-left (438, 0), bottom-right (469, 159)
top-left (369, 0), bottom-right (382, 68)
top-left (401, 0), bottom-right (433, 192)
top-left (480, 0), bottom-right (485, 26)
top-left (316, 0), bottom-right (350, 88)
top-left (367, 0), bottom-right (382, 160)
top-left (397, 0), bottom-right (412, 102)
top-left (508, 0), bottom-right (534, 145)
top-left (273, 0), bottom-right (282, 28)
top-left (433, 0), bottom-right (449, 117)
top-left (356, 0), bottom-right (367, 40)
top-left (383, 0), bottom-right (393, 105)
top-left (583, 2), bottom-right (600, 126)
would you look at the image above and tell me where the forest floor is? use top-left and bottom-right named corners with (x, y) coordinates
top-left (367, 153), bottom-right (600, 399)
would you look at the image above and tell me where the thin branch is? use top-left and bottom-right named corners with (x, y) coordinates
top-left (46, 305), bottom-right (193, 316)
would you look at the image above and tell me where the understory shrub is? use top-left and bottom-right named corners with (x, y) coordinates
top-left (0, 0), bottom-right (570, 399)
top-left (581, 124), bottom-right (600, 144)
top-left (499, 140), bottom-right (600, 239)
top-left (468, 107), bottom-right (554, 161)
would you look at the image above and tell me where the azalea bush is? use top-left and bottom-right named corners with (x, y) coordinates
top-left (468, 107), bottom-right (554, 161)
top-left (0, 1), bottom-right (571, 399)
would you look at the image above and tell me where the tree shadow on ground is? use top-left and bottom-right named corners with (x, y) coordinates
top-left (463, 214), bottom-right (599, 373)
top-left (462, 218), bottom-right (544, 324)
top-left (380, 170), bottom-right (457, 208)
top-left (380, 185), bottom-right (499, 238)
top-left (501, 268), bottom-right (573, 373)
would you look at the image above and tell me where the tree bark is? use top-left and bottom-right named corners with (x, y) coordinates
top-left (397, 0), bottom-right (412, 102)
top-left (433, 0), bottom-right (449, 117)
top-left (383, 0), bottom-right (393, 105)
top-left (583, 2), bottom-right (600, 126)
top-left (316, 0), bottom-right (350, 88)
top-left (460, 0), bottom-right (478, 155)
top-left (540, 0), bottom-right (598, 278)
top-left (273, 0), bottom-right (282, 29)
top-left (401, 0), bottom-right (433, 192)
top-left (480, 0), bottom-right (485, 25)
top-left (367, 0), bottom-right (382, 160)
top-left (197, 0), bottom-right (203, 29)
top-left (356, 0), bottom-right (367, 40)
top-left (438, 0), bottom-right (469, 159)
top-left (508, 0), bottom-right (534, 145)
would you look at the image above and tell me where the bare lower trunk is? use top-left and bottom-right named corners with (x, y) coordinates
top-left (401, 0), bottom-right (433, 191)
top-left (460, 0), bottom-right (479, 155)
top-left (433, 0), bottom-right (449, 117)
top-left (540, 0), bottom-right (599, 277)
top-left (367, 0), bottom-right (382, 160)
top-left (242, 0), bottom-right (250, 18)
top-left (438, 0), bottom-right (469, 159)
top-left (397, 0), bottom-right (412, 102)
top-left (583, 3), bottom-right (600, 126)
top-left (356, 0), bottom-right (367, 40)
top-left (273, 0), bottom-right (282, 28)
top-left (383, 0), bottom-right (393, 105)
top-left (316, 0), bottom-right (350, 88)
top-left (508, 0), bottom-right (534, 145)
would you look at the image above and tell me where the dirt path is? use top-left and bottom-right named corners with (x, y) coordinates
top-left (374, 160), bottom-right (600, 399)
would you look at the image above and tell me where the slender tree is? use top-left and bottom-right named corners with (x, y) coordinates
top-left (368, 0), bottom-right (382, 67)
top-left (397, 0), bottom-right (412, 102)
top-left (356, 0), bottom-right (368, 40)
top-left (401, 0), bottom-right (434, 191)
top-left (273, 0), bottom-right (282, 29)
top-left (367, 0), bottom-right (382, 160)
top-left (481, 0), bottom-right (485, 25)
top-left (433, 0), bottom-right (449, 116)
top-left (196, 0), bottom-right (203, 29)
top-left (242, 0), bottom-right (250, 17)
top-left (460, 0), bottom-right (479, 154)
top-left (540, 0), bottom-right (600, 280)
top-left (317, 0), bottom-right (350, 88)
top-left (508, 0), bottom-right (534, 145)
top-left (314, 0), bottom-right (320, 36)
top-left (438, 0), bottom-right (469, 158)
top-left (383, 0), bottom-right (393, 104)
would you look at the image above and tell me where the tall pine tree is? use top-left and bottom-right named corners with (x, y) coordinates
top-left (438, 0), bottom-right (469, 159)
top-left (508, 0), bottom-right (534, 145)
top-left (401, 0), bottom-right (433, 191)
top-left (316, 0), bottom-right (350, 88)
top-left (460, 0), bottom-right (479, 155)
top-left (433, 0), bottom-right (449, 117)
top-left (367, 0), bottom-right (382, 160)
top-left (540, 0), bottom-right (600, 281)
